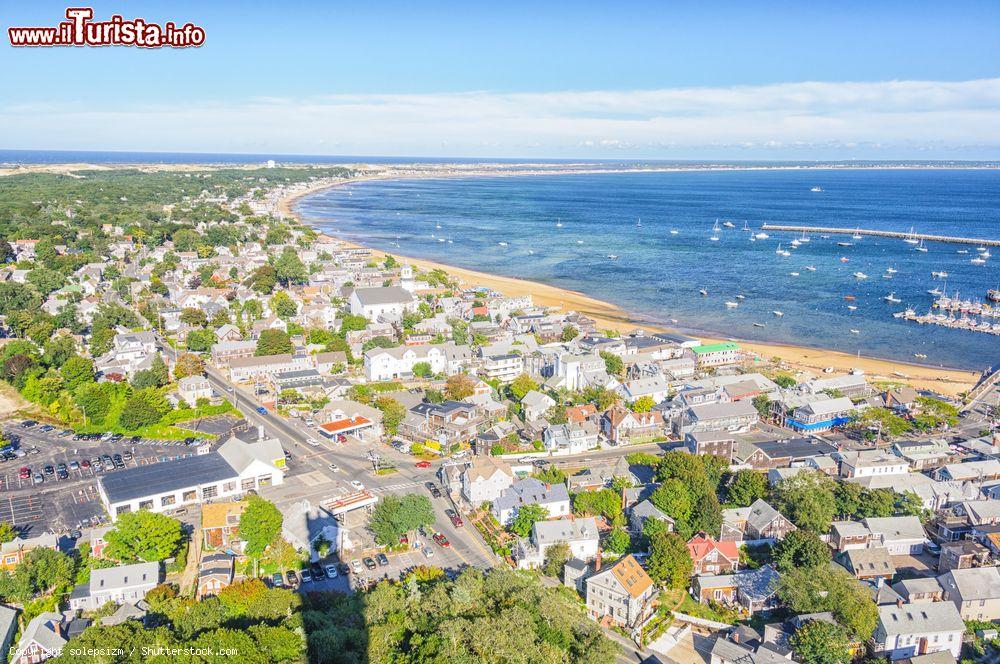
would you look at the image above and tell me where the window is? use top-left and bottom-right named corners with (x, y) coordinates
top-left (203, 485), bottom-right (218, 499)
top-left (257, 474), bottom-right (273, 487)
top-left (139, 500), bottom-right (153, 511)
top-left (241, 477), bottom-right (255, 490)
top-left (161, 495), bottom-right (176, 507)
top-left (116, 505), bottom-right (131, 516)
top-left (223, 481), bottom-right (236, 493)
top-left (182, 490), bottom-right (196, 502)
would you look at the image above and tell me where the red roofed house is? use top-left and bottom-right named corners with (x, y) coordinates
top-left (687, 532), bottom-right (739, 575)
top-left (566, 404), bottom-right (598, 424)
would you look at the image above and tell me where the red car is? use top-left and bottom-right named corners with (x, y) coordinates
top-left (398, 534), bottom-right (409, 546)
top-left (414, 460), bottom-right (431, 469)
top-left (433, 533), bottom-right (450, 548)
top-left (18, 467), bottom-right (30, 479)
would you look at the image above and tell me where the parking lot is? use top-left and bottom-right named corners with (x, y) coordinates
top-left (0, 419), bottom-right (239, 534)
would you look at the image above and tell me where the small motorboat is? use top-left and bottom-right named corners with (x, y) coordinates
top-left (850, 329), bottom-right (861, 334)
top-left (772, 310), bottom-right (784, 317)
top-left (607, 254), bottom-right (619, 260)
top-left (724, 301), bottom-right (739, 308)
top-left (699, 288), bottom-right (708, 296)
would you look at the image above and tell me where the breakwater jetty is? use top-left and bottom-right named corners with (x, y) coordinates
top-left (760, 224), bottom-right (1000, 247)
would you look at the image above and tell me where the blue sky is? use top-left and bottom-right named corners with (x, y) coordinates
top-left (2, 1), bottom-right (1000, 158)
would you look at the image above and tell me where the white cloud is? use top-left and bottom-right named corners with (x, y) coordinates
top-left (3, 78), bottom-right (1000, 158)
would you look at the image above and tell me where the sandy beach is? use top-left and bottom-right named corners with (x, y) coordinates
top-left (280, 175), bottom-right (982, 398)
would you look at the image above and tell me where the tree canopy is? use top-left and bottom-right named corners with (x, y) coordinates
top-left (103, 511), bottom-right (183, 563)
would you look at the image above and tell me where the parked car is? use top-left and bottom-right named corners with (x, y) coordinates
top-left (337, 563), bottom-right (350, 576)
top-left (415, 460), bottom-right (431, 469)
top-left (271, 572), bottom-right (285, 588)
top-left (18, 467), bottom-right (30, 479)
top-left (430, 486), bottom-right (442, 499)
top-left (311, 563), bottom-right (324, 579)
top-left (43, 465), bottom-right (54, 476)
top-left (433, 533), bottom-right (450, 548)
top-left (300, 569), bottom-right (313, 583)
top-left (350, 559), bottom-right (363, 574)
top-left (58, 429), bottom-right (73, 438)
top-left (398, 534), bottom-right (409, 546)
top-left (20, 420), bottom-right (37, 428)
top-left (324, 565), bottom-right (338, 579)
top-left (376, 553), bottom-right (389, 567)
top-left (32, 473), bottom-right (43, 484)
top-left (80, 459), bottom-right (90, 469)
top-left (285, 570), bottom-right (299, 587)
top-left (447, 511), bottom-right (464, 528)
top-left (69, 461), bottom-right (80, 471)
top-left (112, 455), bottom-right (125, 468)
top-left (363, 557), bottom-right (377, 570)
top-left (423, 547), bottom-right (435, 559)
top-left (328, 463), bottom-right (340, 473)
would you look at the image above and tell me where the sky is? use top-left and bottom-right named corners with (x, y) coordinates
top-left (2, 1), bottom-right (1000, 159)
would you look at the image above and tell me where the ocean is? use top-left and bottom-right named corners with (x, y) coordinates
top-left (297, 168), bottom-right (1000, 371)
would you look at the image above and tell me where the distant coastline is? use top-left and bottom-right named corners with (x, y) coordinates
top-left (286, 169), bottom-right (983, 397)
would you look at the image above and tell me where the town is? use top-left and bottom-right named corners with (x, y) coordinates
top-left (0, 165), bottom-right (997, 664)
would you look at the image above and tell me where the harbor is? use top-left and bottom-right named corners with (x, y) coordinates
top-left (760, 224), bottom-right (1000, 246)
top-left (894, 290), bottom-right (1000, 336)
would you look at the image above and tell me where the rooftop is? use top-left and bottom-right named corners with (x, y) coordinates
top-left (100, 453), bottom-right (236, 504)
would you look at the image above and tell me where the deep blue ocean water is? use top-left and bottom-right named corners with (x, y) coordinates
top-left (298, 169), bottom-right (1000, 371)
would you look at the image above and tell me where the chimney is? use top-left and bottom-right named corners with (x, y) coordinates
top-left (897, 599), bottom-right (904, 608)
top-left (595, 547), bottom-right (602, 572)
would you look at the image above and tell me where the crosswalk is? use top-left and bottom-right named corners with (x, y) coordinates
top-left (377, 481), bottom-right (421, 492)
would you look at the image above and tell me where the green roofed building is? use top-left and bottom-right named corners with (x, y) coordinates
top-left (691, 342), bottom-right (741, 367)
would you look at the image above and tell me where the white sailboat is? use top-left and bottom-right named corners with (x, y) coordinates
top-left (811, 186), bottom-right (823, 192)
top-left (775, 243), bottom-right (790, 257)
top-left (904, 227), bottom-right (919, 245)
top-left (884, 292), bottom-right (901, 303)
top-left (852, 228), bottom-right (863, 240)
top-left (555, 219), bottom-right (563, 228)
top-left (709, 220), bottom-right (720, 241)
top-left (636, 217), bottom-right (642, 228)
top-left (915, 238), bottom-right (928, 252)
top-left (755, 232), bottom-right (770, 239)
top-left (798, 231), bottom-right (810, 243)
top-left (742, 221), bottom-right (751, 231)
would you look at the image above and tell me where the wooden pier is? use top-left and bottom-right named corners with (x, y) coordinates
top-left (760, 224), bottom-right (1000, 247)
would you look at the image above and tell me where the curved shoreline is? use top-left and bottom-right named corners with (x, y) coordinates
top-left (283, 171), bottom-right (981, 397)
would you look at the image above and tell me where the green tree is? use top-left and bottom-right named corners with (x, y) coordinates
top-left (573, 489), bottom-right (624, 522)
top-left (0, 522), bottom-right (16, 543)
top-left (510, 504), bottom-right (548, 537)
top-left (726, 469), bottom-right (768, 507)
top-left (269, 291), bottom-right (298, 318)
top-left (509, 374), bottom-right (539, 401)
top-left (185, 328), bottom-right (216, 352)
top-left (790, 620), bottom-right (852, 664)
top-left (119, 388), bottom-right (171, 430)
top-left (374, 396), bottom-right (406, 435)
top-left (412, 361), bottom-right (432, 378)
top-left (894, 490), bottom-right (930, 519)
top-left (775, 471), bottom-right (836, 533)
top-left (646, 532), bottom-right (693, 589)
top-left (605, 527), bottom-right (631, 555)
top-left (274, 246), bottom-right (307, 285)
top-left (103, 511), bottom-right (183, 562)
top-left (772, 529), bottom-right (830, 572)
top-left (856, 487), bottom-right (896, 518)
top-left (600, 350), bottom-right (624, 377)
top-left (179, 307), bottom-right (208, 328)
top-left (690, 492), bottom-right (723, 538)
top-left (752, 394), bottom-right (772, 419)
top-left (542, 541), bottom-right (571, 578)
top-left (632, 395), bottom-right (655, 413)
top-left (651, 479), bottom-right (693, 535)
top-left (368, 494), bottom-right (435, 546)
top-left (247, 264), bottom-right (278, 294)
top-left (256, 329), bottom-right (293, 356)
top-left (560, 325), bottom-right (578, 342)
top-left (778, 565), bottom-right (878, 640)
top-left (74, 382), bottom-right (113, 423)
top-left (239, 496), bottom-right (284, 558)
top-left (59, 355), bottom-right (94, 390)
